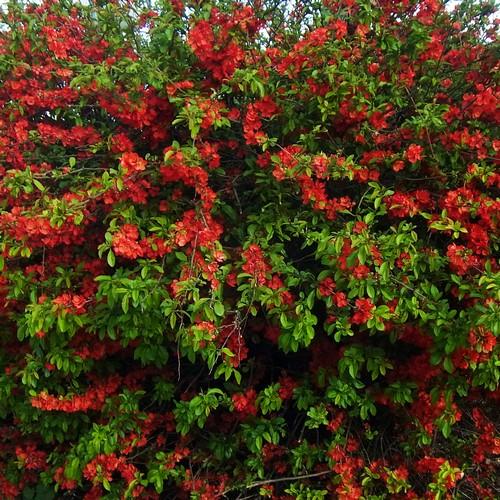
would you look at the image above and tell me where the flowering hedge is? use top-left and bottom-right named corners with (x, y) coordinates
top-left (0, 0), bottom-right (499, 498)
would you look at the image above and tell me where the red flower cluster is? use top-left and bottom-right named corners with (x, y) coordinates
top-left (278, 375), bottom-right (297, 400)
top-left (410, 391), bottom-right (461, 435)
top-left (318, 277), bottom-right (336, 297)
top-left (15, 444), bottom-right (47, 471)
top-left (241, 244), bottom-right (272, 286)
top-left (52, 293), bottom-right (88, 314)
top-left (232, 389), bottom-right (257, 417)
top-left (217, 322), bottom-right (249, 368)
top-left (471, 408), bottom-right (500, 464)
top-left (446, 244), bottom-right (480, 275)
top-left (385, 190), bottom-right (433, 217)
top-left (243, 96), bottom-right (280, 145)
top-left (37, 123), bottom-right (101, 147)
top-left (83, 453), bottom-right (137, 486)
top-left (328, 444), bottom-right (364, 500)
top-left (173, 210), bottom-right (223, 249)
top-left (31, 376), bottom-right (121, 413)
top-left (406, 143), bottom-right (424, 163)
top-left (297, 174), bottom-right (354, 220)
top-left (350, 298), bottom-right (375, 325)
top-left (119, 152), bottom-right (147, 174)
top-left (112, 224), bottom-right (144, 260)
top-left (0, 210), bottom-right (87, 249)
top-left (188, 10), bottom-right (246, 81)
top-left (160, 148), bottom-right (216, 209)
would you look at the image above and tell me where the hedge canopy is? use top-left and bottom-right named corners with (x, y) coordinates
top-left (0, 0), bottom-right (498, 498)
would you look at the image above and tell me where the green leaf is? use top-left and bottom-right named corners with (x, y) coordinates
top-left (443, 357), bottom-right (454, 374)
top-left (107, 250), bottom-right (116, 267)
top-left (379, 262), bottom-right (389, 280)
top-left (214, 302), bottom-right (225, 317)
top-left (33, 179), bottom-right (45, 192)
top-left (122, 295), bottom-right (130, 314)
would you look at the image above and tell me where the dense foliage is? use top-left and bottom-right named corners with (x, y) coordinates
top-left (0, 0), bottom-right (498, 498)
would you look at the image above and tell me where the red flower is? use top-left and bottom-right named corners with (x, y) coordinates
top-left (120, 152), bottom-right (147, 174)
top-left (166, 80), bottom-right (194, 96)
top-left (112, 224), bottom-right (144, 260)
top-left (110, 133), bottom-right (134, 153)
top-left (333, 292), bottom-right (348, 308)
top-left (318, 277), bottom-right (336, 297)
top-left (406, 144), bottom-right (424, 163)
top-left (52, 293), bottom-right (88, 314)
top-left (241, 244), bottom-right (271, 286)
top-left (232, 389), bottom-right (257, 417)
top-left (31, 375), bottom-right (121, 413)
top-left (330, 19), bottom-right (348, 40)
top-left (446, 244), bottom-right (480, 275)
top-left (385, 192), bottom-right (418, 217)
top-left (15, 444), bottom-right (47, 470)
top-left (264, 325), bottom-right (280, 344)
top-left (351, 298), bottom-right (375, 325)
top-left (352, 265), bottom-right (370, 279)
top-left (353, 221), bottom-right (368, 233)
top-left (392, 160), bottom-right (405, 172)
top-left (278, 375), bottom-right (297, 400)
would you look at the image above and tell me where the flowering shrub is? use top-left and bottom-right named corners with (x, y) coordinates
top-left (0, 0), bottom-right (498, 498)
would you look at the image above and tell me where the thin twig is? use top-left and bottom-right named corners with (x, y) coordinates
top-left (222, 470), bottom-right (332, 496)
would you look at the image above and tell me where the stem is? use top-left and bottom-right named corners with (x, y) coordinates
top-left (223, 470), bottom-right (332, 496)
